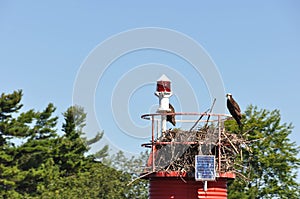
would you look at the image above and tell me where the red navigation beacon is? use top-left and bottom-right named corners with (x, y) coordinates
top-left (156, 74), bottom-right (171, 93)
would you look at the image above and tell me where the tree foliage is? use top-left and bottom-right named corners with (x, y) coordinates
top-left (0, 90), bottom-right (148, 198)
top-left (102, 151), bottom-right (149, 198)
top-left (227, 105), bottom-right (300, 199)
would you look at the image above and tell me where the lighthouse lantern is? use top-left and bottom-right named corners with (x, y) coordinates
top-left (154, 74), bottom-right (173, 133)
top-left (156, 81), bottom-right (170, 92)
top-left (155, 74), bottom-right (172, 111)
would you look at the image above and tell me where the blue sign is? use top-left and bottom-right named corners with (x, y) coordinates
top-left (195, 155), bottom-right (215, 181)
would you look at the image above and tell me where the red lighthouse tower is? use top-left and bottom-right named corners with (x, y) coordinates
top-left (141, 75), bottom-right (236, 199)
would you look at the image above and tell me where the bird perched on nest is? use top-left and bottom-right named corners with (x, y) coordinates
top-left (226, 93), bottom-right (242, 127)
top-left (167, 103), bottom-right (176, 126)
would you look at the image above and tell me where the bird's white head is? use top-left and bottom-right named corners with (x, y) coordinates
top-left (226, 93), bottom-right (232, 99)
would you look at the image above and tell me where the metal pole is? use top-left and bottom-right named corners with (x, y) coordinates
top-left (218, 115), bottom-right (221, 174)
top-left (161, 114), bottom-right (167, 133)
top-left (204, 181), bottom-right (208, 192)
top-left (151, 115), bottom-right (155, 172)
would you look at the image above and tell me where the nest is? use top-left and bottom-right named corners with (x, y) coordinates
top-left (150, 124), bottom-right (249, 177)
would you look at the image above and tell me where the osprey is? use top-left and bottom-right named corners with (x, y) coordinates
top-left (226, 93), bottom-right (242, 127)
top-left (167, 103), bottom-right (176, 126)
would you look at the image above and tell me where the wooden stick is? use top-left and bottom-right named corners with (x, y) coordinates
top-left (221, 130), bottom-right (239, 154)
top-left (127, 171), bottom-right (155, 186)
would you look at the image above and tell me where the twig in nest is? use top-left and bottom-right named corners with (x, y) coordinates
top-left (233, 171), bottom-right (250, 182)
top-left (127, 171), bottom-right (155, 186)
top-left (204, 98), bottom-right (216, 129)
top-left (189, 109), bottom-right (209, 132)
top-left (242, 127), bottom-right (255, 136)
top-left (221, 131), bottom-right (239, 154)
top-left (180, 175), bottom-right (187, 183)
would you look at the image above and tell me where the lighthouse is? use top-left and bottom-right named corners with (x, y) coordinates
top-left (141, 75), bottom-right (237, 199)
top-left (155, 74), bottom-right (173, 135)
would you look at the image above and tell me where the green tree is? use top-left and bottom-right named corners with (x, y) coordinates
top-left (53, 106), bottom-right (89, 175)
top-left (0, 90), bottom-right (30, 197)
top-left (52, 105), bottom-right (107, 176)
top-left (37, 161), bottom-right (134, 199)
top-left (0, 91), bottom-right (59, 197)
top-left (0, 90), bottom-right (148, 198)
top-left (102, 151), bottom-right (149, 198)
top-left (40, 105), bottom-right (146, 198)
top-left (14, 103), bottom-right (58, 196)
top-left (227, 105), bottom-right (300, 199)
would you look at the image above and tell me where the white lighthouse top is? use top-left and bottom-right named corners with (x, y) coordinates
top-left (157, 74), bottom-right (171, 82)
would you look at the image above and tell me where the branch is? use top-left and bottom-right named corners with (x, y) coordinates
top-left (221, 131), bottom-right (239, 154)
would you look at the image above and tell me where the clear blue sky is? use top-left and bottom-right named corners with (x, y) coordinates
top-left (1, 1), bottom-right (299, 176)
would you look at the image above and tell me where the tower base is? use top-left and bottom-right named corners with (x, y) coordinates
top-left (148, 176), bottom-right (228, 199)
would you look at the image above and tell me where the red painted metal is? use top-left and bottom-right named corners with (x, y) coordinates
top-left (218, 116), bottom-right (222, 174)
top-left (157, 80), bottom-right (171, 92)
top-left (151, 115), bottom-right (155, 172)
top-left (144, 171), bottom-right (235, 179)
top-left (218, 172), bottom-right (235, 178)
top-left (141, 112), bottom-right (231, 121)
top-left (155, 141), bottom-right (198, 145)
top-left (198, 178), bottom-right (227, 199)
top-left (148, 177), bottom-right (228, 199)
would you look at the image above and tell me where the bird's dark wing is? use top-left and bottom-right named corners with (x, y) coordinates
top-left (231, 97), bottom-right (241, 114)
top-left (230, 97), bottom-right (241, 120)
top-left (227, 99), bottom-right (242, 126)
top-left (167, 103), bottom-right (176, 126)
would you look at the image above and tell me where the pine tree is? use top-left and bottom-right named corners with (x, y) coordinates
top-left (0, 90), bottom-right (147, 198)
top-left (0, 90), bottom-right (27, 197)
top-left (0, 90), bottom-right (60, 197)
top-left (54, 105), bottom-right (107, 175)
top-left (14, 103), bottom-right (58, 195)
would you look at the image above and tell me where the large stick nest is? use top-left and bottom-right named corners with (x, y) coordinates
top-left (151, 123), bottom-right (249, 177)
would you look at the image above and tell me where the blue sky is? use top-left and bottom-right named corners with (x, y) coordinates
top-left (1, 1), bottom-right (300, 176)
